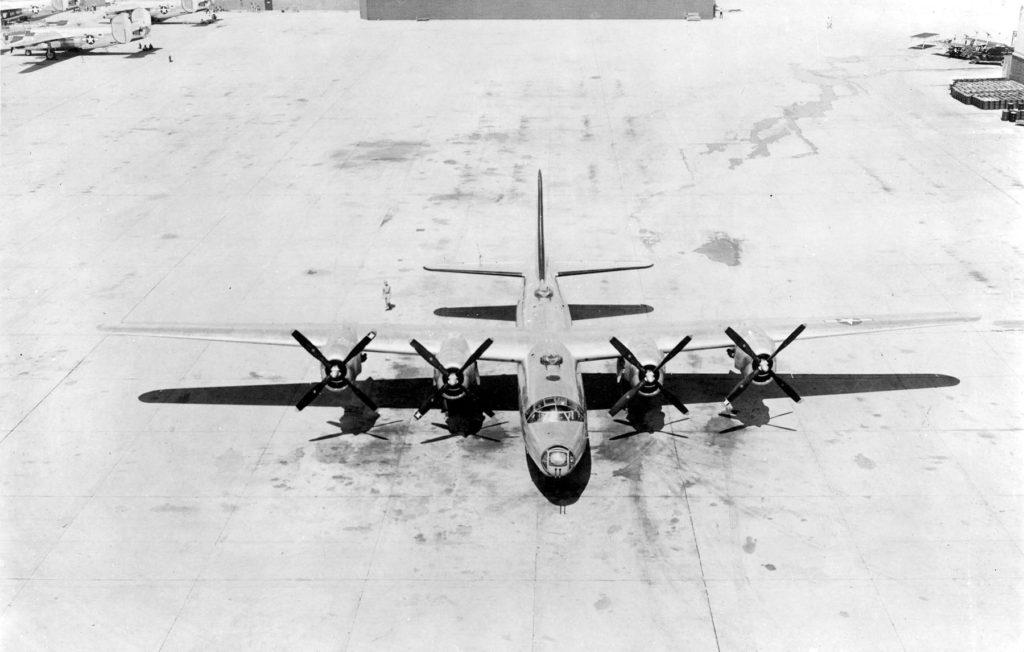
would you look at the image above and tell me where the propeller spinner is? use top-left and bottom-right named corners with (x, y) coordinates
top-left (410, 338), bottom-right (495, 420)
top-left (608, 336), bottom-right (692, 417)
top-left (292, 330), bottom-right (378, 412)
top-left (724, 324), bottom-right (806, 404)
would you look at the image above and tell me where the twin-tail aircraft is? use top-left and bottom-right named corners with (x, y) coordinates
top-left (104, 172), bottom-right (974, 491)
top-left (1, 6), bottom-right (150, 59)
top-left (1, 0), bottom-right (79, 26)
top-left (102, 0), bottom-right (214, 25)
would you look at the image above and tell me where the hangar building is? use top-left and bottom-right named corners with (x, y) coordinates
top-left (359, 0), bottom-right (716, 20)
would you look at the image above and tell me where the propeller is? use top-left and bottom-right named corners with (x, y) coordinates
top-left (608, 336), bottom-right (692, 417)
top-left (422, 421), bottom-right (506, 444)
top-left (410, 338), bottom-right (495, 420)
top-left (292, 330), bottom-right (378, 412)
top-left (609, 417), bottom-right (690, 441)
top-left (310, 418), bottom-right (404, 442)
top-left (723, 324), bottom-right (805, 404)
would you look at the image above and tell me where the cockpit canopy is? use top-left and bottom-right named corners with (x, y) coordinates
top-left (525, 396), bottom-right (584, 423)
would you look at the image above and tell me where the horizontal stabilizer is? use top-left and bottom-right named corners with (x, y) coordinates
top-left (557, 263), bottom-right (653, 277)
top-left (569, 304), bottom-right (653, 321)
top-left (423, 264), bottom-right (524, 278)
top-left (434, 305), bottom-right (518, 322)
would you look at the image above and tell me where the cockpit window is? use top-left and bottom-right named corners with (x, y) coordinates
top-left (525, 396), bottom-right (584, 423)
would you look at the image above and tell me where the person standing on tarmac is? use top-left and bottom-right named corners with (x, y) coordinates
top-left (382, 281), bottom-right (394, 311)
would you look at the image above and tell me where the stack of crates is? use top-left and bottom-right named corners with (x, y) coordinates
top-left (950, 78), bottom-right (1024, 110)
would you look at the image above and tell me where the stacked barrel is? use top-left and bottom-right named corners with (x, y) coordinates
top-left (950, 78), bottom-right (1024, 110)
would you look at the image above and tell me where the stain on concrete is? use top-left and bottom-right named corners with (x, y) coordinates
top-left (694, 233), bottom-right (742, 266)
top-left (151, 503), bottom-right (196, 513)
top-left (839, 611), bottom-right (850, 618)
top-left (638, 228), bottom-right (661, 251)
top-left (430, 189), bottom-right (471, 202)
top-left (582, 115), bottom-right (593, 140)
top-left (334, 140), bottom-right (426, 167)
top-left (594, 594), bottom-right (612, 611)
top-left (727, 64), bottom-right (854, 169)
top-left (161, 233), bottom-right (178, 239)
top-left (861, 167), bottom-right (893, 193)
top-left (763, 563), bottom-right (777, 571)
top-left (702, 143), bottom-right (728, 155)
top-left (742, 536), bottom-right (757, 554)
top-left (854, 453), bottom-right (876, 470)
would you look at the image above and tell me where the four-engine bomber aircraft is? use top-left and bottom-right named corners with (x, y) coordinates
top-left (102, 0), bottom-right (213, 24)
top-left (104, 172), bottom-right (974, 484)
top-left (1, 0), bottom-right (79, 26)
top-left (1, 7), bottom-right (150, 59)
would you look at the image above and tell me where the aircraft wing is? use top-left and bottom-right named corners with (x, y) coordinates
top-left (1, 29), bottom-right (65, 49)
top-left (564, 312), bottom-right (979, 361)
top-left (100, 322), bottom-right (534, 362)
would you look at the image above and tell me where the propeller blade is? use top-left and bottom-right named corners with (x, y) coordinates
top-left (769, 371), bottom-right (802, 402)
top-left (718, 424), bottom-right (748, 435)
top-left (725, 372), bottom-right (757, 403)
top-left (656, 382), bottom-right (689, 414)
top-left (344, 380), bottom-right (379, 412)
top-left (409, 339), bottom-right (447, 375)
top-left (460, 338), bottom-right (494, 372)
top-left (292, 330), bottom-right (329, 366)
top-left (662, 431), bottom-right (690, 439)
top-left (296, 378), bottom-right (329, 411)
top-left (309, 432), bottom-right (343, 442)
top-left (609, 384), bottom-right (643, 417)
top-left (766, 423), bottom-right (797, 432)
top-left (770, 324), bottom-right (806, 360)
top-left (342, 331), bottom-right (377, 365)
top-left (470, 433), bottom-right (501, 443)
top-left (655, 335), bottom-right (692, 372)
top-left (414, 385), bottom-right (446, 420)
top-left (724, 327), bottom-right (759, 361)
top-left (609, 337), bottom-right (644, 370)
top-left (422, 433), bottom-right (460, 444)
top-left (609, 430), bottom-right (642, 441)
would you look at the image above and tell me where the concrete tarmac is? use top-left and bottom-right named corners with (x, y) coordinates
top-left (2, 1), bottom-right (1022, 650)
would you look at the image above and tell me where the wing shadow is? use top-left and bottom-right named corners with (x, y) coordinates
top-left (138, 373), bottom-right (959, 411)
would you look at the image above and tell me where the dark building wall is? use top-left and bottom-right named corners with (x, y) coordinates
top-left (360, 0), bottom-right (715, 20)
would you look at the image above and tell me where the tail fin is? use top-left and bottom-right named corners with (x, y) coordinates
top-left (537, 170), bottom-right (546, 281)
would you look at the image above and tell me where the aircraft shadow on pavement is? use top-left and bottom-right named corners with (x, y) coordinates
top-left (138, 372), bottom-right (960, 411)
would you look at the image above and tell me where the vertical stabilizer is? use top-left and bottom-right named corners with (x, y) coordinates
top-left (537, 170), bottom-right (546, 281)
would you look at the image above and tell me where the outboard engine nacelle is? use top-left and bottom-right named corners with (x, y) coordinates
top-left (290, 330), bottom-right (378, 412)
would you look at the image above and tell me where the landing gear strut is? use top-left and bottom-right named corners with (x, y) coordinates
top-left (45, 47), bottom-right (55, 60)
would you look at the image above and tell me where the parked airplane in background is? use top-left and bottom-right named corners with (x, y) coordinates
top-left (103, 172), bottom-right (975, 488)
top-left (103, 0), bottom-right (215, 24)
top-left (1, 6), bottom-right (150, 59)
top-left (1, 0), bottom-right (78, 26)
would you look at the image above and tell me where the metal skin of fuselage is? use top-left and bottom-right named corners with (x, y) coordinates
top-left (505, 176), bottom-right (591, 479)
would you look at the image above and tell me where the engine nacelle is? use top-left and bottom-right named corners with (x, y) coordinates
top-left (318, 340), bottom-right (364, 391)
top-left (614, 337), bottom-right (661, 394)
top-left (435, 335), bottom-right (479, 397)
top-left (730, 326), bottom-right (781, 384)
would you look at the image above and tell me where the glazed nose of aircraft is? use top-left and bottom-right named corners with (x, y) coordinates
top-left (542, 445), bottom-right (574, 476)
